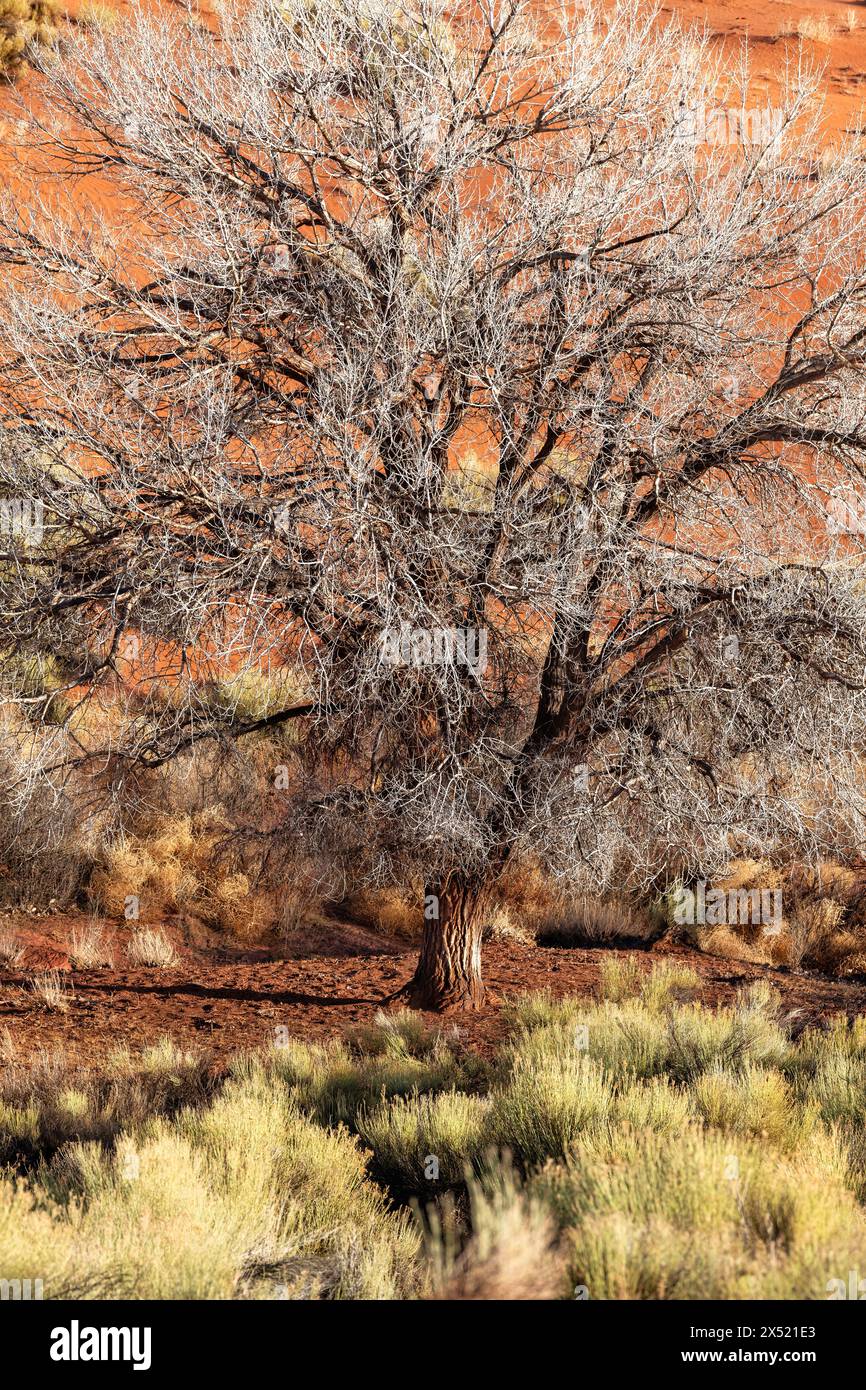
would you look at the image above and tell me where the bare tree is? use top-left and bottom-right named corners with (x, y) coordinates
top-left (2, 0), bottom-right (866, 1007)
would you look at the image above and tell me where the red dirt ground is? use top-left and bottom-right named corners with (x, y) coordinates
top-left (2, 911), bottom-right (866, 1068)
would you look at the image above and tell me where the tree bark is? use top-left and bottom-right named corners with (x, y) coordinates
top-left (405, 871), bottom-right (486, 1011)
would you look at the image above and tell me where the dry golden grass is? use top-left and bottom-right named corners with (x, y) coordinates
top-left (340, 884), bottom-right (425, 940)
top-left (68, 919), bottom-right (114, 970)
top-left (495, 857), bottom-right (566, 928)
top-left (535, 894), bottom-right (653, 946)
top-left (786, 898), bottom-right (847, 970)
top-left (74, 0), bottom-right (119, 28)
top-left (26, 970), bottom-right (73, 1012)
top-left (126, 928), bottom-right (177, 969)
top-left (694, 926), bottom-right (770, 964)
top-left (716, 858), bottom-right (781, 894)
top-left (88, 839), bottom-right (159, 918)
top-left (482, 905), bottom-right (533, 946)
top-left (778, 14), bottom-right (836, 43)
top-left (0, 927), bottom-right (24, 968)
top-left (425, 1166), bottom-right (564, 1300)
top-left (275, 874), bottom-right (333, 943)
top-left (195, 873), bottom-right (272, 942)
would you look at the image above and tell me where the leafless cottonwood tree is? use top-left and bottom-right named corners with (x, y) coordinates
top-left (3, 0), bottom-right (866, 1006)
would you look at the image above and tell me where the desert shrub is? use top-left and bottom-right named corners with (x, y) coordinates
top-left (338, 883), bottom-right (424, 940)
top-left (274, 863), bottom-right (333, 944)
top-left (597, 955), bottom-right (644, 1002)
top-left (0, 0), bottom-right (56, 74)
top-left (501, 989), bottom-right (586, 1034)
top-left (674, 858), bottom-right (864, 977)
top-left (74, 0), bottom-right (118, 29)
top-left (1, 1071), bottom-right (422, 1299)
top-left (492, 858), bottom-right (568, 934)
top-left (355, 1090), bottom-right (491, 1189)
top-left (488, 1039), bottom-right (698, 1168)
top-left (424, 1161), bottom-right (565, 1300)
top-left (793, 1050), bottom-right (866, 1128)
top-left (598, 956), bottom-right (700, 1009)
top-left (87, 836), bottom-right (159, 918)
top-left (783, 1014), bottom-right (866, 1075)
top-left (481, 905), bottom-right (533, 945)
top-left (259, 1034), bottom-right (471, 1127)
top-left (4, 973), bottom-right (866, 1299)
top-left (639, 961), bottom-right (703, 1012)
top-left (0, 714), bottom-right (95, 907)
top-left (534, 1123), bottom-right (866, 1300)
top-left (439, 452), bottom-right (496, 513)
top-left (89, 809), bottom-right (277, 940)
top-left (165, 1072), bottom-right (421, 1298)
top-left (486, 1056), bottom-right (611, 1164)
top-left (790, 15), bottom-right (835, 44)
top-left (193, 871), bottom-right (271, 941)
top-left (691, 1065), bottom-right (811, 1152)
top-left (786, 898), bottom-right (847, 971)
top-left (0, 1039), bottom-right (210, 1164)
top-left (611, 1074), bottom-right (693, 1135)
top-left (500, 981), bottom-right (789, 1085)
top-left (0, 649), bottom-right (67, 714)
top-left (346, 1008), bottom-right (443, 1059)
top-left (692, 925), bottom-right (771, 964)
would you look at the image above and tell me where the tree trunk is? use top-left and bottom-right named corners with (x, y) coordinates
top-left (405, 872), bottom-right (486, 1011)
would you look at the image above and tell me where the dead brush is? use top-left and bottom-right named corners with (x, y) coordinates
top-left (795, 15), bottom-right (836, 44)
top-left (274, 860), bottom-right (333, 944)
top-left (685, 859), bottom-right (857, 974)
top-left (481, 905), bottom-right (534, 946)
top-left (493, 857), bottom-right (568, 935)
top-left (74, 0), bottom-right (120, 30)
top-left (695, 925), bottom-right (771, 965)
top-left (90, 811), bottom-right (277, 944)
top-left (195, 873), bottom-right (272, 943)
top-left (339, 884), bottom-right (425, 940)
top-left (535, 894), bottom-right (653, 947)
top-left (785, 899), bottom-right (847, 972)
